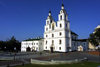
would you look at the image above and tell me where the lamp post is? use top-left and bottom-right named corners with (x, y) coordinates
top-left (4, 47), bottom-right (6, 51)
top-left (14, 47), bottom-right (16, 60)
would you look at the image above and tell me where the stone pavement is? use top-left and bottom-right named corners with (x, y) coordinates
top-left (33, 52), bottom-right (100, 62)
top-left (0, 52), bottom-right (100, 67)
top-left (0, 52), bottom-right (59, 67)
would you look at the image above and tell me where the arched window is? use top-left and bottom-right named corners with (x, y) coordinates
top-left (52, 23), bottom-right (54, 30)
top-left (60, 24), bottom-right (62, 28)
top-left (59, 40), bottom-right (61, 44)
top-left (47, 21), bottom-right (49, 24)
top-left (46, 41), bottom-right (47, 44)
top-left (52, 34), bottom-right (54, 37)
top-left (59, 47), bottom-right (61, 50)
top-left (59, 32), bottom-right (62, 36)
top-left (46, 35), bottom-right (48, 37)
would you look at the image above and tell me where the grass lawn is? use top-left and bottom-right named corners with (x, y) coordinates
top-left (15, 62), bottom-right (100, 67)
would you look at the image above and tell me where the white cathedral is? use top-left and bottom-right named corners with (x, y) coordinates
top-left (21, 4), bottom-right (88, 52)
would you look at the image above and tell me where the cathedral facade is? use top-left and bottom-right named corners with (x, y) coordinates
top-left (43, 4), bottom-right (72, 52)
top-left (21, 4), bottom-right (88, 52)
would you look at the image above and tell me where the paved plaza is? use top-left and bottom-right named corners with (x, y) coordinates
top-left (0, 52), bottom-right (100, 67)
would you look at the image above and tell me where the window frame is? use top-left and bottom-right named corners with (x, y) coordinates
top-left (59, 32), bottom-right (62, 36)
top-left (52, 34), bottom-right (54, 37)
top-left (60, 24), bottom-right (62, 28)
top-left (60, 15), bottom-right (62, 20)
top-left (59, 47), bottom-right (61, 50)
top-left (59, 40), bottom-right (62, 44)
top-left (46, 40), bottom-right (47, 44)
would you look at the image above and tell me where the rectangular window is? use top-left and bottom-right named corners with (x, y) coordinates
top-left (60, 15), bottom-right (62, 20)
top-left (46, 41), bottom-right (47, 44)
top-left (59, 47), bottom-right (61, 50)
top-left (46, 35), bottom-right (48, 37)
top-left (47, 21), bottom-right (49, 24)
top-left (59, 32), bottom-right (62, 36)
top-left (52, 34), bottom-right (54, 37)
top-left (46, 46), bottom-right (47, 49)
top-left (59, 40), bottom-right (61, 44)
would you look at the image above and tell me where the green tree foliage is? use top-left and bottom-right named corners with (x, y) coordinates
top-left (0, 41), bottom-right (6, 50)
top-left (89, 28), bottom-right (100, 46)
top-left (0, 36), bottom-right (21, 52)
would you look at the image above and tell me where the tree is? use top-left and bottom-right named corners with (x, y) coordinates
top-left (0, 36), bottom-right (21, 52)
top-left (0, 41), bottom-right (5, 50)
top-left (89, 27), bottom-right (100, 46)
top-left (7, 36), bottom-right (21, 52)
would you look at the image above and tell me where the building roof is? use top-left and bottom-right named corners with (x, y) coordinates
top-left (71, 31), bottom-right (78, 36)
top-left (24, 38), bottom-right (43, 41)
top-left (75, 39), bottom-right (88, 42)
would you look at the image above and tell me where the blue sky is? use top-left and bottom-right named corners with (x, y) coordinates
top-left (0, 0), bottom-right (100, 41)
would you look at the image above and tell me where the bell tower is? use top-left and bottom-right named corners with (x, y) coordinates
top-left (44, 1), bottom-right (72, 52)
top-left (58, 3), bottom-right (68, 21)
top-left (57, 2), bottom-right (72, 52)
top-left (46, 11), bottom-right (54, 25)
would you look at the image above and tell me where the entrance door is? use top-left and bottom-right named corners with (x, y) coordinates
top-left (50, 47), bottom-right (53, 53)
top-left (26, 47), bottom-right (31, 52)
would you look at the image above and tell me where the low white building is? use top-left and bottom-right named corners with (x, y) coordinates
top-left (21, 38), bottom-right (43, 52)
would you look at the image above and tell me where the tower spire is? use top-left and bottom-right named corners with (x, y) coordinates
top-left (61, 0), bottom-right (64, 9)
top-left (48, 10), bottom-right (51, 16)
top-left (62, 0), bottom-right (64, 6)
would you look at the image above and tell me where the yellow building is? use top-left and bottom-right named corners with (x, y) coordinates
top-left (88, 25), bottom-right (100, 50)
top-left (88, 42), bottom-right (96, 50)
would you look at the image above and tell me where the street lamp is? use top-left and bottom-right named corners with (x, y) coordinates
top-left (4, 47), bottom-right (6, 51)
top-left (14, 47), bottom-right (16, 60)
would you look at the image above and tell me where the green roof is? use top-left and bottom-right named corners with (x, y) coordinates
top-left (24, 38), bottom-right (43, 41)
top-left (71, 31), bottom-right (78, 36)
top-left (73, 39), bottom-right (88, 42)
